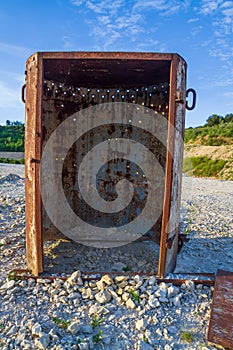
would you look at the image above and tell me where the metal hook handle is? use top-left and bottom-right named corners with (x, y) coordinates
top-left (21, 84), bottom-right (26, 103)
top-left (186, 88), bottom-right (196, 110)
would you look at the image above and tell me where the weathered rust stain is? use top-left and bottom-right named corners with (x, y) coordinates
top-left (207, 270), bottom-right (233, 349)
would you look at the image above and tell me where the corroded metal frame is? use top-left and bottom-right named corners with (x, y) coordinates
top-left (24, 52), bottom-right (187, 276)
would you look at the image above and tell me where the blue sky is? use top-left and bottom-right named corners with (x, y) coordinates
top-left (0, 0), bottom-right (232, 127)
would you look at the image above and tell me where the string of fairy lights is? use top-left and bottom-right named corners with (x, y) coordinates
top-left (43, 80), bottom-right (170, 115)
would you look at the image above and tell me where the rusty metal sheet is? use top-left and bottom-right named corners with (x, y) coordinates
top-left (43, 58), bottom-right (171, 88)
top-left (25, 53), bottom-right (43, 276)
top-left (207, 270), bottom-right (233, 349)
top-left (32, 51), bottom-right (177, 60)
top-left (164, 55), bottom-right (186, 275)
top-left (158, 55), bottom-right (186, 276)
top-left (10, 269), bottom-right (215, 286)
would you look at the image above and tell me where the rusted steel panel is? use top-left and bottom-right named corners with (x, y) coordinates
top-left (158, 55), bottom-right (186, 276)
top-left (25, 53), bottom-right (43, 276)
top-left (164, 56), bottom-right (187, 275)
top-left (207, 270), bottom-right (233, 349)
top-left (32, 51), bottom-right (177, 61)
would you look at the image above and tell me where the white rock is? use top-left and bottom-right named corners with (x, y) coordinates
top-left (115, 276), bottom-right (127, 283)
top-left (68, 321), bottom-right (80, 335)
top-left (126, 298), bottom-right (136, 309)
top-left (88, 305), bottom-right (99, 315)
top-left (148, 296), bottom-right (160, 308)
top-left (48, 329), bottom-right (59, 341)
top-left (155, 328), bottom-right (162, 338)
top-left (82, 288), bottom-right (92, 299)
top-left (172, 294), bottom-right (182, 306)
top-left (0, 238), bottom-right (7, 245)
top-left (37, 278), bottom-right (51, 284)
top-left (6, 325), bottom-right (18, 335)
top-left (137, 340), bottom-right (154, 350)
top-left (135, 319), bottom-right (145, 331)
top-left (35, 333), bottom-right (50, 349)
top-left (167, 285), bottom-right (179, 298)
top-left (78, 324), bottom-right (93, 334)
top-left (73, 298), bottom-right (80, 306)
top-left (20, 339), bottom-right (32, 349)
top-left (66, 270), bottom-right (83, 285)
top-left (167, 326), bottom-right (177, 334)
top-left (102, 335), bottom-right (111, 344)
top-left (112, 262), bottom-right (127, 271)
top-left (101, 274), bottom-right (114, 285)
top-left (31, 322), bottom-right (42, 336)
top-left (96, 280), bottom-right (105, 291)
top-left (95, 290), bottom-right (112, 304)
top-left (68, 292), bottom-right (80, 300)
top-left (148, 276), bottom-right (156, 285)
top-left (78, 342), bottom-right (91, 350)
top-left (185, 280), bottom-right (195, 291)
top-left (0, 280), bottom-right (15, 290)
top-left (159, 297), bottom-right (169, 303)
top-left (122, 292), bottom-right (130, 302)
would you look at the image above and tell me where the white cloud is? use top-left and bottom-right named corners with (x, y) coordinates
top-left (190, 25), bottom-right (203, 36)
top-left (0, 81), bottom-right (22, 108)
top-left (220, 1), bottom-right (233, 8)
top-left (199, 0), bottom-right (223, 15)
top-left (0, 42), bottom-right (31, 58)
top-left (98, 15), bottom-right (110, 25)
top-left (0, 70), bottom-right (24, 83)
top-left (209, 37), bottom-right (233, 61)
top-left (198, 0), bottom-right (233, 34)
top-left (222, 7), bottom-right (233, 16)
top-left (133, 0), bottom-right (189, 15)
top-left (70, 0), bottom-right (191, 49)
top-left (71, 0), bottom-right (144, 49)
top-left (187, 17), bottom-right (199, 23)
top-left (70, 0), bottom-right (84, 6)
top-left (222, 91), bottom-right (233, 97)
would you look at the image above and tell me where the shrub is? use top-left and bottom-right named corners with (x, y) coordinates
top-left (183, 156), bottom-right (227, 178)
top-left (0, 158), bottom-right (24, 164)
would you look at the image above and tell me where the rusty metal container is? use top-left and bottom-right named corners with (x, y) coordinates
top-left (24, 52), bottom-right (187, 277)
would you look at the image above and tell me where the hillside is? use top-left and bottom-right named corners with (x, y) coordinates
top-left (0, 123), bottom-right (24, 152)
top-left (184, 116), bottom-right (233, 180)
top-left (185, 121), bottom-right (233, 146)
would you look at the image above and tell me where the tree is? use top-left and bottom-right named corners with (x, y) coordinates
top-left (206, 114), bottom-right (224, 127)
top-left (6, 120), bottom-right (11, 126)
top-left (13, 120), bottom-right (23, 125)
top-left (225, 114), bottom-right (233, 123)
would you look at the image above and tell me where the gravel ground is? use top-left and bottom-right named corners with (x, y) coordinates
top-left (1, 163), bottom-right (233, 350)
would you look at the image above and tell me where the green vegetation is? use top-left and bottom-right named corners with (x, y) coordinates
top-left (92, 329), bottom-right (103, 344)
top-left (0, 157), bottom-right (24, 164)
top-left (90, 315), bottom-right (104, 328)
top-left (0, 122), bottom-right (25, 152)
top-left (122, 265), bottom-right (131, 272)
top-left (52, 317), bottom-right (70, 329)
top-left (128, 289), bottom-right (140, 302)
top-left (183, 114), bottom-right (233, 180)
top-left (142, 335), bottom-right (149, 343)
top-left (183, 156), bottom-right (228, 178)
top-left (7, 271), bottom-right (16, 280)
top-left (180, 331), bottom-right (194, 343)
top-left (184, 114), bottom-right (233, 146)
